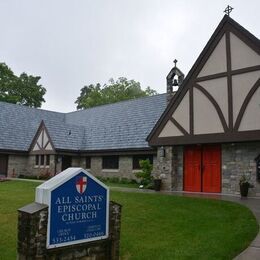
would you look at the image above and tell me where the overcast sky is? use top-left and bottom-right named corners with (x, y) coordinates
top-left (0, 0), bottom-right (259, 112)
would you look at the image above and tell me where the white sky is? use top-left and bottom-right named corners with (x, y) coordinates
top-left (0, 0), bottom-right (259, 112)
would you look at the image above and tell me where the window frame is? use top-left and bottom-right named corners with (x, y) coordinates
top-left (46, 155), bottom-right (50, 166)
top-left (102, 155), bottom-right (119, 170)
top-left (40, 155), bottom-right (45, 166)
top-left (35, 155), bottom-right (39, 166)
top-left (35, 154), bottom-right (51, 168)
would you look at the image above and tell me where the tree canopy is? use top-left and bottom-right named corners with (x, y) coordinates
top-left (75, 77), bottom-right (157, 109)
top-left (0, 62), bottom-right (46, 108)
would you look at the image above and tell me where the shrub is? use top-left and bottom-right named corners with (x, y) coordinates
top-left (109, 177), bottom-right (120, 183)
top-left (135, 159), bottom-right (153, 187)
top-left (38, 172), bottom-right (51, 180)
top-left (18, 174), bottom-right (38, 180)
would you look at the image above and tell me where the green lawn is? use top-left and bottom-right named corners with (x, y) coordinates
top-left (106, 182), bottom-right (139, 188)
top-left (0, 181), bottom-right (258, 260)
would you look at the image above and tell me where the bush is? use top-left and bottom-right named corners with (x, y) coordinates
top-left (135, 159), bottom-right (153, 188)
top-left (38, 172), bottom-right (51, 180)
top-left (109, 177), bottom-right (120, 183)
top-left (96, 176), bottom-right (137, 185)
top-left (18, 174), bottom-right (38, 180)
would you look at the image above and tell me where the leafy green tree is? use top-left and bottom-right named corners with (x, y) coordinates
top-left (75, 77), bottom-right (157, 109)
top-left (0, 63), bottom-right (46, 107)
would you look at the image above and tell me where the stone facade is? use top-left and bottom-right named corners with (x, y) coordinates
top-left (17, 201), bottom-right (122, 260)
top-left (77, 155), bottom-right (157, 181)
top-left (222, 142), bottom-right (260, 196)
top-left (156, 142), bottom-right (260, 196)
top-left (8, 155), bottom-right (56, 178)
top-left (7, 154), bottom-right (157, 181)
top-left (7, 154), bottom-right (28, 177)
top-left (153, 146), bottom-right (183, 191)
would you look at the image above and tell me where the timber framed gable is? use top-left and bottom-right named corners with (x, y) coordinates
top-left (148, 15), bottom-right (260, 146)
top-left (30, 121), bottom-right (55, 154)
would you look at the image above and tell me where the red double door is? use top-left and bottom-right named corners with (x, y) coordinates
top-left (184, 145), bottom-right (221, 193)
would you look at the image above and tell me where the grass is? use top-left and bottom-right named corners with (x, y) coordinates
top-left (105, 182), bottom-right (139, 188)
top-left (0, 180), bottom-right (258, 260)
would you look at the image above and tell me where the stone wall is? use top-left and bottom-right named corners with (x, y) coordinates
top-left (8, 154), bottom-right (56, 178)
top-left (83, 155), bottom-right (156, 180)
top-left (7, 153), bottom-right (157, 180)
top-left (7, 154), bottom-right (28, 177)
top-left (222, 142), bottom-right (260, 196)
top-left (153, 146), bottom-right (174, 190)
top-left (17, 201), bottom-right (122, 260)
top-left (27, 155), bottom-right (56, 177)
top-left (154, 142), bottom-right (260, 196)
top-left (72, 157), bottom-right (85, 168)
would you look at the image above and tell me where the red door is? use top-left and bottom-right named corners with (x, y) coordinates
top-left (184, 146), bottom-right (201, 192)
top-left (184, 145), bottom-right (221, 193)
top-left (202, 145), bottom-right (221, 193)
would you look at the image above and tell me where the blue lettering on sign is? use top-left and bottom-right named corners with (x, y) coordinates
top-left (49, 172), bottom-right (108, 247)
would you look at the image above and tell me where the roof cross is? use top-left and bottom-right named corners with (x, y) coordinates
top-left (173, 59), bottom-right (178, 67)
top-left (224, 5), bottom-right (233, 16)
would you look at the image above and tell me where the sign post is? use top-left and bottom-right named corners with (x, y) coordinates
top-left (35, 168), bottom-right (109, 249)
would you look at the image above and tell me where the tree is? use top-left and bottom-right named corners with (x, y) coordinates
top-left (75, 77), bottom-right (157, 109)
top-left (0, 62), bottom-right (46, 107)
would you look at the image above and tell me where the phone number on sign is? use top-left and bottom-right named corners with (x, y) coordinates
top-left (52, 235), bottom-right (76, 244)
top-left (84, 231), bottom-right (105, 239)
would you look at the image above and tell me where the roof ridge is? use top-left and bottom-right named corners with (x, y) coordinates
top-left (0, 100), bottom-right (65, 115)
top-left (67, 93), bottom-right (167, 115)
top-left (226, 15), bottom-right (260, 43)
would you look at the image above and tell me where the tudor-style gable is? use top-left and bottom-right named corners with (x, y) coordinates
top-left (148, 15), bottom-right (260, 146)
top-left (30, 121), bottom-right (55, 154)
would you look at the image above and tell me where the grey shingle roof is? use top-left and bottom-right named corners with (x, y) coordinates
top-left (0, 94), bottom-right (167, 152)
top-left (0, 102), bottom-right (65, 151)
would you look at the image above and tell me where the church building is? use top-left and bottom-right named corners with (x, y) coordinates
top-left (148, 15), bottom-right (260, 196)
top-left (0, 14), bottom-right (259, 197)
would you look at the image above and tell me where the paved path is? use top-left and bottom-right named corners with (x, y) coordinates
top-left (7, 177), bottom-right (44, 183)
top-left (111, 187), bottom-right (260, 260)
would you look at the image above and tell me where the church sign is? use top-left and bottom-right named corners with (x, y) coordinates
top-left (35, 168), bottom-right (109, 249)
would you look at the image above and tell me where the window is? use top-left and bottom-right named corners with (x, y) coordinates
top-left (46, 155), bottom-right (50, 166)
top-left (102, 156), bottom-right (119, 169)
top-left (132, 155), bottom-right (153, 170)
top-left (40, 155), bottom-right (45, 166)
top-left (35, 154), bottom-right (50, 167)
top-left (35, 155), bottom-right (39, 166)
top-left (86, 156), bottom-right (91, 169)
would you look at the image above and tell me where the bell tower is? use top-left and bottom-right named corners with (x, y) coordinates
top-left (166, 59), bottom-right (184, 103)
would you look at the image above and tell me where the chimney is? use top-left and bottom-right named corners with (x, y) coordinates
top-left (166, 59), bottom-right (184, 103)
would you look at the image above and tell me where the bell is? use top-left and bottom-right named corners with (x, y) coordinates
top-left (173, 79), bottom-right (178, 86)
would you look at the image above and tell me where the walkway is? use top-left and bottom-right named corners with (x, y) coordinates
top-left (111, 187), bottom-right (260, 260)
